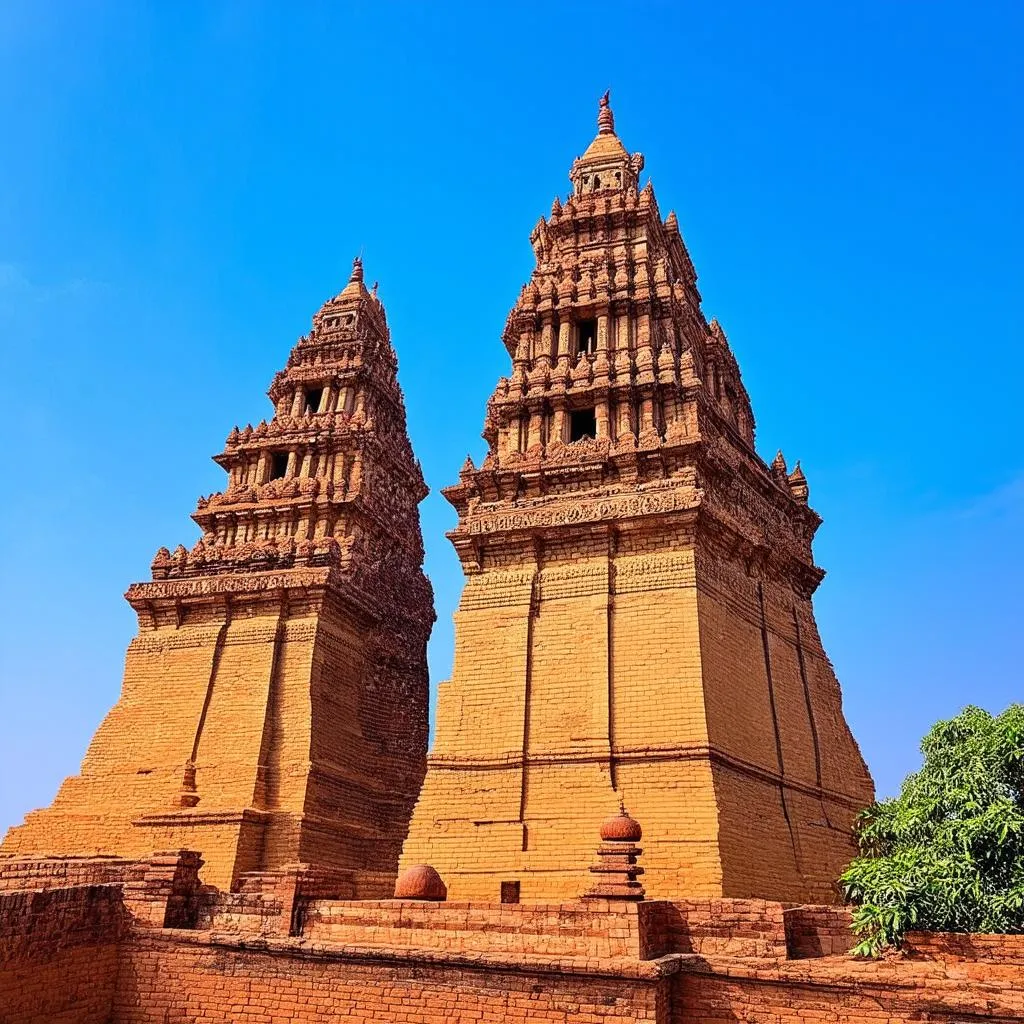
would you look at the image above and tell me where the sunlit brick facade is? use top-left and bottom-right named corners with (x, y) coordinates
top-left (402, 94), bottom-right (873, 903)
top-left (2, 261), bottom-right (433, 891)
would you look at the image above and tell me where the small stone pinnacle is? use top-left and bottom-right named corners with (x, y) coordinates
top-left (598, 90), bottom-right (615, 135)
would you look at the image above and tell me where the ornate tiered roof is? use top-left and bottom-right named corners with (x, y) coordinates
top-left (444, 93), bottom-right (817, 592)
top-left (145, 257), bottom-right (429, 620)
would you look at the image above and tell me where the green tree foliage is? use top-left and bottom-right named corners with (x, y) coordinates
top-left (841, 704), bottom-right (1024, 956)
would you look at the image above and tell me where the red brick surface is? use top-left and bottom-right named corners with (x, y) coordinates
top-left (905, 929), bottom-right (1024, 964)
top-left (0, 885), bottom-right (123, 1023)
top-left (302, 899), bottom-right (649, 959)
top-left (0, 854), bottom-right (141, 892)
top-left (782, 903), bottom-right (855, 958)
top-left (2, 874), bottom-right (1022, 1023)
top-left (676, 954), bottom-right (1024, 1022)
top-left (644, 899), bottom-right (790, 959)
top-left (114, 933), bottom-right (666, 1024)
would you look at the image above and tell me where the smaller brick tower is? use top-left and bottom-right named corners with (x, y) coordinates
top-left (3, 260), bottom-right (434, 891)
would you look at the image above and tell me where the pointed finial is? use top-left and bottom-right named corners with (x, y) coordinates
top-left (788, 461), bottom-right (809, 503)
top-left (598, 90), bottom-right (615, 135)
top-left (618, 796), bottom-right (626, 815)
top-left (349, 255), bottom-right (364, 284)
top-left (771, 450), bottom-right (788, 486)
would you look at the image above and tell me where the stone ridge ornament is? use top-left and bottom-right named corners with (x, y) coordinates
top-left (2, 258), bottom-right (435, 894)
top-left (402, 94), bottom-right (874, 904)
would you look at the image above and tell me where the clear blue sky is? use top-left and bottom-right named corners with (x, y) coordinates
top-left (1, 1), bottom-right (1021, 836)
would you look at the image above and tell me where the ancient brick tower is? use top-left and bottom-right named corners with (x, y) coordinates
top-left (3, 259), bottom-right (434, 891)
top-left (401, 95), bottom-right (874, 903)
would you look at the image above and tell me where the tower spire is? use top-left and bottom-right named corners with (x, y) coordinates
top-left (404, 95), bottom-right (873, 905)
top-left (570, 92), bottom-right (643, 196)
top-left (2, 263), bottom-right (435, 891)
top-left (338, 255), bottom-right (367, 300)
top-left (598, 90), bottom-right (615, 135)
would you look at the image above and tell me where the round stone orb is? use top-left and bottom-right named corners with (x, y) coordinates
top-left (600, 809), bottom-right (642, 842)
top-left (394, 864), bottom-right (447, 901)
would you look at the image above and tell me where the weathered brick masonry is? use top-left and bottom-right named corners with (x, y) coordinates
top-left (0, 884), bottom-right (123, 1024)
top-left (1, 867), bottom-right (1020, 1023)
top-left (2, 261), bottom-right (434, 892)
top-left (403, 94), bottom-right (873, 903)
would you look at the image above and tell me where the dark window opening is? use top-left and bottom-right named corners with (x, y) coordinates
top-left (500, 881), bottom-right (521, 904)
top-left (655, 398), bottom-right (666, 440)
top-left (305, 388), bottom-right (323, 414)
top-left (577, 319), bottom-right (598, 356)
top-left (270, 452), bottom-right (289, 480)
top-left (569, 407), bottom-right (596, 442)
top-left (593, 175), bottom-right (601, 189)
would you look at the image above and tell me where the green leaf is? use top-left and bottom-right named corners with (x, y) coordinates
top-left (841, 704), bottom-right (1024, 955)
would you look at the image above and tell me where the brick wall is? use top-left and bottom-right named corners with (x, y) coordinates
top-left (114, 932), bottom-right (667, 1023)
top-left (406, 528), bottom-right (873, 907)
top-left (782, 904), bottom-right (854, 958)
top-left (643, 898), bottom-right (789, 958)
top-left (0, 884), bottom-right (123, 1024)
top-left (674, 954), bottom-right (1024, 1022)
top-left (403, 546), bottom-right (733, 904)
top-left (905, 930), bottom-right (1024, 964)
top-left (0, 854), bottom-right (142, 892)
top-left (303, 898), bottom-right (648, 958)
top-left (695, 555), bottom-right (873, 905)
top-left (2, 872), bottom-right (1021, 1024)
top-left (111, 922), bottom-right (1024, 1024)
top-left (3, 596), bottom-right (427, 897)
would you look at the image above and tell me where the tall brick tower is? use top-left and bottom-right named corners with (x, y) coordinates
top-left (3, 259), bottom-right (434, 891)
top-left (401, 95), bottom-right (873, 903)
